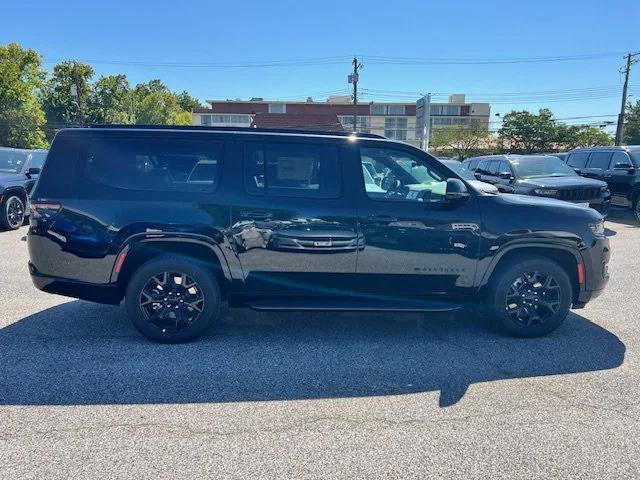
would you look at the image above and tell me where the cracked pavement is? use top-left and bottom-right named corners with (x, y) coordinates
top-left (0, 209), bottom-right (638, 479)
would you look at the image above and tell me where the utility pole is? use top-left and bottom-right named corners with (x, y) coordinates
top-left (70, 62), bottom-right (85, 126)
top-left (615, 52), bottom-right (639, 146)
top-left (420, 93), bottom-right (432, 151)
top-left (349, 57), bottom-right (363, 132)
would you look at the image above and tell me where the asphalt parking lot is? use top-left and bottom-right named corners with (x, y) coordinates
top-left (0, 209), bottom-right (638, 479)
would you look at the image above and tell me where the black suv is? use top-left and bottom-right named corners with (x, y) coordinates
top-left (564, 146), bottom-right (640, 222)
top-left (0, 147), bottom-right (47, 230)
top-left (28, 126), bottom-right (610, 342)
top-left (463, 154), bottom-right (610, 214)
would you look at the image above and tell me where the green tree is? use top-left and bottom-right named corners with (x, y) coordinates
top-left (0, 43), bottom-right (48, 148)
top-left (176, 91), bottom-right (203, 112)
top-left (87, 74), bottom-right (134, 124)
top-left (498, 109), bottom-right (557, 153)
top-left (623, 100), bottom-right (640, 145)
top-left (133, 80), bottom-right (191, 125)
top-left (430, 123), bottom-right (491, 159)
top-left (42, 60), bottom-right (94, 126)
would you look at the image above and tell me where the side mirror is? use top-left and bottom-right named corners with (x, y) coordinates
top-left (474, 172), bottom-right (482, 180)
top-left (498, 171), bottom-right (512, 180)
top-left (445, 178), bottom-right (470, 202)
top-left (613, 162), bottom-right (635, 174)
top-left (26, 167), bottom-right (40, 177)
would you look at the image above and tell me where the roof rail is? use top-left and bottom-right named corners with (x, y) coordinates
top-left (84, 124), bottom-right (386, 139)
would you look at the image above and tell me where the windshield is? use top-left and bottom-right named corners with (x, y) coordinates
top-left (0, 150), bottom-right (28, 174)
top-left (510, 156), bottom-right (577, 179)
top-left (442, 160), bottom-right (476, 181)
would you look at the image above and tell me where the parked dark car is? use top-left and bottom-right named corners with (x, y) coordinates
top-left (564, 146), bottom-right (640, 223)
top-left (28, 126), bottom-right (610, 342)
top-left (440, 159), bottom-right (499, 194)
top-left (462, 154), bottom-right (610, 215)
top-left (0, 147), bottom-right (47, 230)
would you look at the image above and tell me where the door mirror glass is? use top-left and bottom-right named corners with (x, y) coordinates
top-left (27, 167), bottom-right (41, 176)
top-left (498, 171), bottom-right (512, 180)
top-left (445, 178), bottom-right (470, 202)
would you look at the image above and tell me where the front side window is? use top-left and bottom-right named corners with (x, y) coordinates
top-left (82, 137), bottom-right (222, 192)
top-left (27, 152), bottom-right (47, 170)
top-left (611, 151), bottom-right (633, 168)
top-left (244, 142), bottom-right (340, 198)
top-left (587, 152), bottom-right (613, 170)
top-left (360, 147), bottom-right (449, 203)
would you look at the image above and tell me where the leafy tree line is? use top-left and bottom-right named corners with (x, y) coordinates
top-left (1, 43), bottom-right (203, 148)
top-left (431, 109), bottom-right (620, 159)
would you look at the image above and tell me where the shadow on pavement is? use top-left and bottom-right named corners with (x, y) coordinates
top-left (0, 301), bottom-right (625, 407)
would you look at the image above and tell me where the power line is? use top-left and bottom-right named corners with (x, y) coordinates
top-left (359, 52), bottom-right (626, 65)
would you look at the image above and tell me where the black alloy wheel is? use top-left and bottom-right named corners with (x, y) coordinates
top-left (488, 256), bottom-right (572, 337)
top-left (505, 271), bottom-right (561, 327)
top-left (139, 271), bottom-right (205, 334)
top-left (2, 196), bottom-right (25, 230)
top-left (126, 257), bottom-right (222, 343)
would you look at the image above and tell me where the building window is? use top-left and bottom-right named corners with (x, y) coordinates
top-left (339, 116), bottom-right (370, 133)
top-left (370, 104), bottom-right (406, 116)
top-left (384, 117), bottom-right (407, 141)
top-left (431, 105), bottom-right (462, 116)
top-left (201, 115), bottom-right (212, 126)
top-left (268, 103), bottom-right (286, 114)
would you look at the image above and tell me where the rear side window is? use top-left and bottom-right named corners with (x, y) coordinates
top-left (82, 136), bottom-right (222, 192)
top-left (244, 142), bottom-right (341, 198)
top-left (567, 152), bottom-right (589, 169)
top-left (587, 152), bottom-right (613, 170)
top-left (465, 159), bottom-right (478, 171)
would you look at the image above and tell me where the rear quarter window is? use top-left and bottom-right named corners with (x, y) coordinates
top-left (82, 136), bottom-right (223, 192)
top-left (566, 152), bottom-right (589, 169)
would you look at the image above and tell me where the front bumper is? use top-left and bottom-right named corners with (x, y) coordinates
top-left (29, 262), bottom-right (123, 305)
top-left (573, 236), bottom-right (610, 308)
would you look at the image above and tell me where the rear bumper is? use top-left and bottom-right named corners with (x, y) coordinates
top-left (29, 262), bottom-right (123, 305)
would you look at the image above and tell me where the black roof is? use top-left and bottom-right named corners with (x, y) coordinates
top-left (82, 124), bottom-right (386, 139)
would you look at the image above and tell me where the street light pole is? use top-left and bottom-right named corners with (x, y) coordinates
top-left (421, 93), bottom-right (431, 151)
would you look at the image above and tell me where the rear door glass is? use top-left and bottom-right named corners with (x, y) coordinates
top-left (567, 152), bottom-right (589, 169)
top-left (82, 136), bottom-right (223, 192)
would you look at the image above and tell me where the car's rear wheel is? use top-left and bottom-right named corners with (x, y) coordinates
top-left (125, 257), bottom-right (222, 343)
top-left (487, 256), bottom-right (572, 337)
top-left (633, 196), bottom-right (640, 224)
top-left (1, 195), bottom-right (25, 231)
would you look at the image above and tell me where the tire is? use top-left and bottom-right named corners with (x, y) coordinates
top-left (125, 257), bottom-right (222, 343)
top-left (633, 196), bottom-right (640, 225)
top-left (486, 256), bottom-right (572, 337)
top-left (0, 194), bottom-right (26, 231)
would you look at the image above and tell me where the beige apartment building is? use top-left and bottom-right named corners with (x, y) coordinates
top-left (192, 94), bottom-right (490, 147)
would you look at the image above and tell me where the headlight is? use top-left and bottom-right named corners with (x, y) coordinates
top-left (589, 220), bottom-right (605, 236)
top-left (534, 188), bottom-right (558, 197)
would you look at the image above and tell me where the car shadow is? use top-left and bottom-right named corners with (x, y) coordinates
top-left (0, 301), bottom-right (625, 408)
top-left (607, 207), bottom-right (637, 227)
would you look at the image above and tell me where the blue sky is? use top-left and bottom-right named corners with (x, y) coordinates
top-left (3, 0), bottom-right (639, 130)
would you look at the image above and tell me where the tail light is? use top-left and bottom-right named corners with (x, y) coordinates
top-left (30, 202), bottom-right (61, 220)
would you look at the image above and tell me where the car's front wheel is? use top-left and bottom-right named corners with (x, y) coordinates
top-left (487, 256), bottom-right (572, 337)
top-left (0, 194), bottom-right (26, 230)
top-left (125, 257), bottom-right (222, 343)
